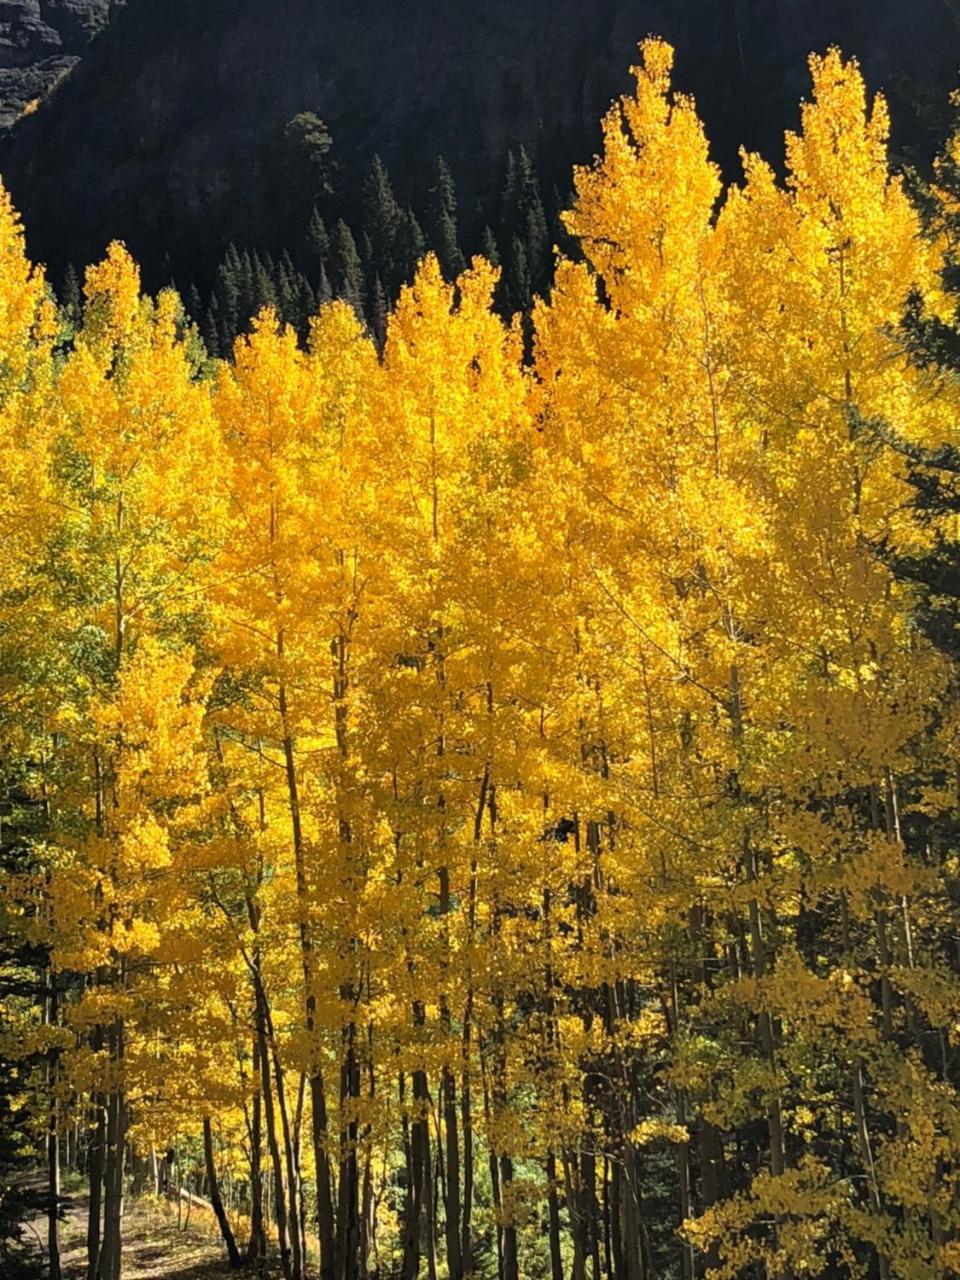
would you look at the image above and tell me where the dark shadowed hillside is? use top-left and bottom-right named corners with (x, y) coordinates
top-left (4, 0), bottom-right (960, 284)
top-left (0, 0), bottom-right (124, 127)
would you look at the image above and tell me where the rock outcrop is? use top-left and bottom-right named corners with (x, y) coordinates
top-left (0, 0), bottom-right (122, 127)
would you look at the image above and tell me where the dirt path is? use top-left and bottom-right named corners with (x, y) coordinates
top-left (23, 1180), bottom-right (258, 1280)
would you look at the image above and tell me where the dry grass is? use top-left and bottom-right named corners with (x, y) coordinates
top-left (49, 1189), bottom-right (274, 1280)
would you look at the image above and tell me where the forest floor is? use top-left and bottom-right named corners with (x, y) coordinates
top-left (20, 1178), bottom-right (273, 1280)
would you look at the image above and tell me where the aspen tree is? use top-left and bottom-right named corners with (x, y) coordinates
top-left (31, 245), bottom-right (223, 1280)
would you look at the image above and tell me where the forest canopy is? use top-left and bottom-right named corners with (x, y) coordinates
top-left (4, 39), bottom-right (960, 1280)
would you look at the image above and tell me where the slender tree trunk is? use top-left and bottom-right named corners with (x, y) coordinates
top-left (441, 1010), bottom-right (462, 1268)
top-left (581, 1139), bottom-right (601, 1280)
top-left (562, 1148), bottom-right (588, 1280)
top-left (248, 1037), bottom-right (267, 1264)
top-left (460, 996), bottom-right (475, 1280)
top-left (432, 862), bottom-right (462, 1280)
top-left (401, 1060), bottom-right (432, 1280)
top-left (460, 778), bottom-right (485, 1280)
top-left (256, 976), bottom-right (292, 1280)
top-left (311, 1062), bottom-right (337, 1279)
top-left (277, 657), bottom-right (336, 1280)
top-left (546, 1155), bottom-right (564, 1280)
top-left (359, 1145), bottom-right (374, 1280)
top-left (98, 1070), bottom-right (126, 1280)
top-left (46, 969), bottom-right (62, 1280)
top-left (498, 1155), bottom-right (519, 1280)
top-left (424, 1144), bottom-right (439, 1280)
top-left (360, 1028), bottom-right (377, 1280)
top-left (67, 1117), bottom-right (78, 1177)
top-left (268, 1033), bottom-right (306, 1280)
top-left (853, 787), bottom-right (895, 1280)
top-left (336, 1019), bottom-right (361, 1280)
top-left (400, 1070), bottom-right (422, 1280)
top-left (204, 1117), bottom-right (243, 1268)
top-left (487, 1139), bottom-right (503, 1280)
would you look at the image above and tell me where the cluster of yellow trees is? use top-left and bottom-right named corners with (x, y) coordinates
top-left (5, 39), bottom-right (960, 1280)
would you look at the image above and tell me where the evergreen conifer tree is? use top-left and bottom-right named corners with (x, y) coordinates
top-left (395, 208), bottom-right (426, 286)
top-left (59, 263), bottom-right (81, 331)
top-left (480, 225), bottom-right (500, 268)
top-left (499, 147), bottom-right (550, 309)
top-left (369, 273), bottom-right (388, 352)
top-left (333, 219), bottom-right (364, 316)
top-left (316, 261), bottom-right (333, 306)
top-left (363, 155), bottom-right (403, 290)
top-left (307, 206), bottom-right (331, 268)
top-left (426, 156), bottom-right (466, 280)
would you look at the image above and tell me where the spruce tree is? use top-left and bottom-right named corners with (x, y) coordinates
top-left (216, 243), bottom-right (243, 340)
top-left (480, 225), bottom-right (500, 268)
top-left (332, 219), bottom-right (364, 316)
top-left (362, 155), bottom-right (402, 290)
top-left (277, 258), bottom-right (298, 329)
top-left (202, 295), bottom-right (223, 360)
top-left (369, 274), bottom-right (388, 353)
top-left (185, 282), bottom-right (203, 326)
top-left (59, 263), bottom-right (82, 332)
top-left (426, 156), bottom-right (465, 280)
top-left (297, 275), bottom-right (317, 340)
top-left (307, 206), bottom-right (331, 269)
top-left (395, 208), bottom-right (426, 286)
top-left (316, 261), bottom-right (333, 307)
top-left (505, 235), bottom-right (532, 313)
top-left (238, 248), bottom-right (257, 327)
top-left (499, 146), bottom-right (550, 308)
top-left (894, 103), bottom-right (960, 659)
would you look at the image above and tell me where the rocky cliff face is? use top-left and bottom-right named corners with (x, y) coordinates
top-left (4, 0), bottom-right (959, 282)
top-left (0, 0), bottom-right (122, 127)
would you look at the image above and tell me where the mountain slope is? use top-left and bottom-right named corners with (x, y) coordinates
top-left (4, 0), bottom-right (960, 284)
top-left (0, 0), bottom-right (124, 127)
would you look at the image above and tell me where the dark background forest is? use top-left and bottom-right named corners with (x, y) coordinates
top-left (3, 0), bottom-right (960, 352)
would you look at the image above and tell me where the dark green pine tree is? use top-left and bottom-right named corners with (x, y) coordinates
top-left (275, 112), bottom-right (335, 241)
top-left (362, 155), bottom-right (403, 291)
top-left (237, 249), bottom-right (257, 329)
top-left (425, 156), bottom-right (466, 281)
top-left (501, 149), bottom-right (521, 226)
top-left (185, 282), bottom-right (203, 326)
top-left (504, 235), bottom-right (532, 314)
top-left (369, 274), bottom-right (388, 354)
top-left (282, 113), bottom-right (334, 194)
top-left (499, 147), bottom-right (551, 309)
top-left (332, 219), bottom-right (365, 318)
top-left (59, 263), bottom-right (82, 332)
top-left (480, 225), bottom-right (500, 269)
top-left (524, 197), bottom-right (550, 293)
top-left (871, 114), bottom-right (960, 971)
top-left (297, 275), bottom-right (317, 333)
top-left (394, 208), bottom-right (426, 286)
top-left (276, 250), bottom-right (300, 328)
top-left (202, 294), bottom-right (223, 360)
top-left (217, 244), bottom-right (244, 334)
top-left (316, 261), bottom-right (333, 307)
top-left (0, 778), bottom-right (60, 1280)
top-left (251, 250), bottom-right (278, 317)
top-left (0, 1061), bottom-right (45, 1280)
top-left (307, 206), bottom-right (331, 269)
top-left (894, 104), bottom-right (960, 658)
